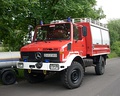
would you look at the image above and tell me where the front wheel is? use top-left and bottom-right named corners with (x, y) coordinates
top-left (61, 61), bottom-right (84, 89)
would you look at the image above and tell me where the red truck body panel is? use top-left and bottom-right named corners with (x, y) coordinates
top-left (72, 22), bottom-right (110, 57)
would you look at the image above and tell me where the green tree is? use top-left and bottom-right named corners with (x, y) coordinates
top-left (28, 0), bottom-right (105, 22)
top-left (107, 19), bottom-right (120, 45)
top-left (107, 19), bottom-right (120, 56)
top-left (0, 0), bottom-right (106, 51)
top-left (0, 0), bottom-right (31, 51)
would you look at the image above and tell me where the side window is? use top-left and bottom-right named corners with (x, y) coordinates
top-left (73, 25), bottom-right (79, 40)
top-left (37, 28), bottom-right (47, 40)
top-left (82, 26), bottom-right (87, 36)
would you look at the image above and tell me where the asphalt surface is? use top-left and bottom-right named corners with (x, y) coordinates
top-left (0, 58), bottom-right (120, 96)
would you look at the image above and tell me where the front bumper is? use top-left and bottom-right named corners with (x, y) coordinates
top-left (17, 61), bottom-right (67, 71)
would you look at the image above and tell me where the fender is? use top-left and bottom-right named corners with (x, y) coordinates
top-left (64, 54), bottom-right (84, 68)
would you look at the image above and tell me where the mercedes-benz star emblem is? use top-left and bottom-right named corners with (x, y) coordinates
top-left (35, 52), bottom-right (42, 59)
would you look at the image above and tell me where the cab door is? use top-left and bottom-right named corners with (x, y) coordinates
top-left (72, 25), bottom-right (86, 57)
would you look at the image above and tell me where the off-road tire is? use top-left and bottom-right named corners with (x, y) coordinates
top-left (95, 56), bottom-right (105, 75)
top-left (61, 61), bottom-right (84, 89)
top-left (1, 70), bottom-right (16, 85)
top-left (24, 70), bottom-right (45, 83)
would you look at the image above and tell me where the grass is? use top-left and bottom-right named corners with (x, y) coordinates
top-left (108, 52), bottom-right (119, 59)
top-left (17, 69), bottom-right (25, 80)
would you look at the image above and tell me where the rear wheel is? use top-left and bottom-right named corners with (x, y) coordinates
top-left (61, 61), bottom-right (84, 89)
top-left (95, 56), bottom-right (106, 75)
top-left (24, 70), bottom-right (45, 83)
top-left (2, 70), bottom-right (16, 85)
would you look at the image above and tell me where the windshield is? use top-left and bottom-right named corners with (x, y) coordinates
top-left (34, 23), bottom-right (70, 41)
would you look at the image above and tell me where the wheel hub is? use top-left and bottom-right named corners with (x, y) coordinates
top-left (71, 69), bottom-right (80, 83)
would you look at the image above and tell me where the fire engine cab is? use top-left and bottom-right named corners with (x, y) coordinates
top-left (17, 18), bottom-right (110, 89)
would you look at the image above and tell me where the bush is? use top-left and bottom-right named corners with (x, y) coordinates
top-left (111, 41), bottom-right (120, 56)
top-left (3, 30), bottom-right (25, 51)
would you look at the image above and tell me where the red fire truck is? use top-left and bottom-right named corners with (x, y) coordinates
top-left (17, 18), bottom-right (110, 89)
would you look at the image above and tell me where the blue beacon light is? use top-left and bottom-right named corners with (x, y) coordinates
top-left (67, 17), bottom-right (71, 22)
top-left (40, 20), bottom-right (43, 25)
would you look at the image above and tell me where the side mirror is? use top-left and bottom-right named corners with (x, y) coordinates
top-left (28, 25), bottom-right (33, 43)
top-left (82, 26), bottom-right (87, 36)
top-left (28, 25), bottom-right (33, 32)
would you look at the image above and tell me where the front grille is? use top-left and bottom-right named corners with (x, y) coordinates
top-left (21, 52), bottom-right (60, 63)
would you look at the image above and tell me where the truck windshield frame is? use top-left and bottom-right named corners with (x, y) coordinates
top-left (34, 23), bottom-right (71, 41)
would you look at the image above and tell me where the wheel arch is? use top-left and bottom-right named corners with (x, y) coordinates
top-left (65, 54), bottom-right (85, 70)
top-left (73, 56), bottom-right (85, 69)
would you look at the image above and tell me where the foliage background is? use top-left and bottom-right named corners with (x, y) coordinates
top-left (0, 0), bottom-right (106, 51)
top-left (107, 19), bottom-right (120, 57)
top-left (0, 0), bottom-right (120, 58)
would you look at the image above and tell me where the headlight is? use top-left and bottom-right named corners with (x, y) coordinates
top-left (44, 53), bottom-right (57, 57)
top-left (49, 64), bottom-right (59, 70)
top-left (18, 63), bottom-right (24, 68)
